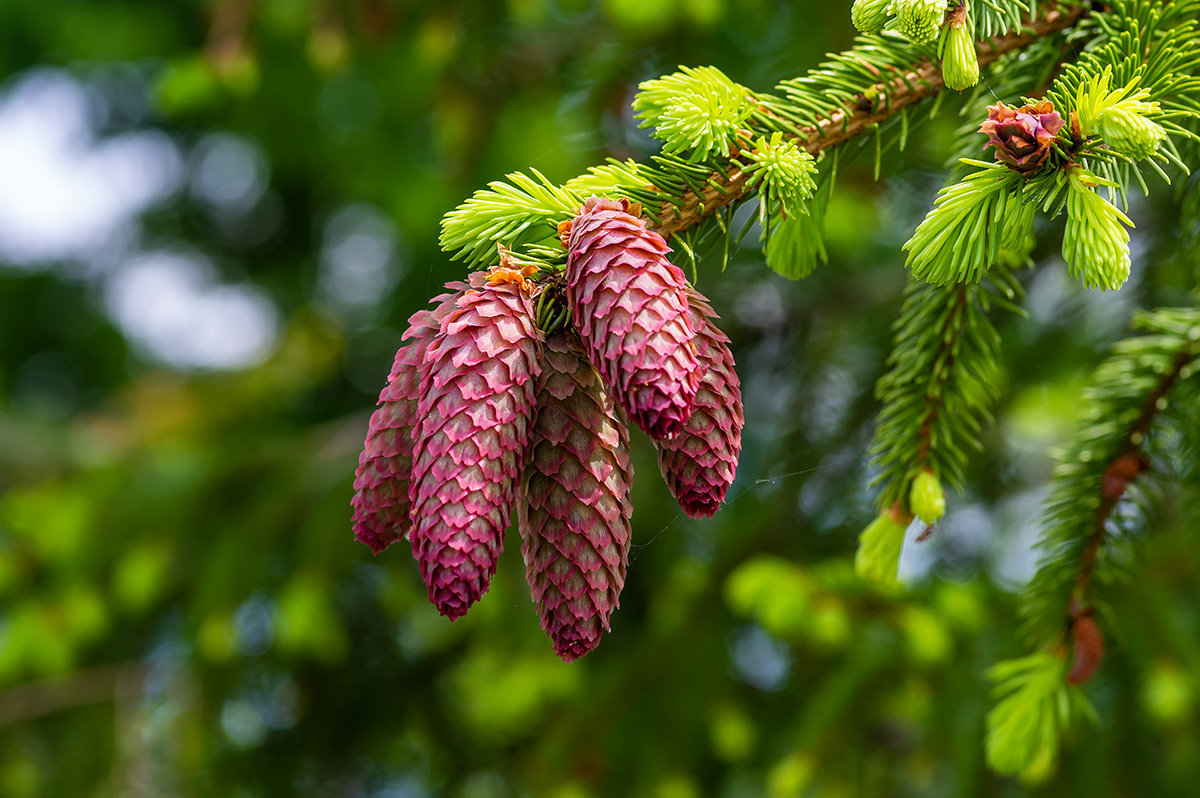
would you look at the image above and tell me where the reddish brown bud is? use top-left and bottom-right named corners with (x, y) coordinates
top-left (979, 100), bottom-right (1065, 173)
top-left (1066, 610), bottom-right (1105, 685)
top-left (1101, 451), bottom-right (1149, 501)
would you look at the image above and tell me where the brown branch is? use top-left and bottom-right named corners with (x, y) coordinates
top-left (1073, 347), bottom-right (1196, 602)
top-left (648, 4), bottom-right (1088, 239)
top-left (0, 662), bottom-right (146, 727)
top-left (205, 0), bottom-right (257, 70)
top-left (1057, 345), bottom-right (1195, 684)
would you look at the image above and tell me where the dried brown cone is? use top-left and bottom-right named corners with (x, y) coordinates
top-left (560, 196), bottom-right (701, 441)
top-left (519, 332), bottom-right (634, 662)
top-left (654, 286), bottom-right (743, 518)
top-left (351, 282), bottom-right (466, 554)
top-left (409, 272), bottom-right (543, 620)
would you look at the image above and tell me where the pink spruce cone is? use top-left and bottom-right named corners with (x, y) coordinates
top-left (560, 196), bottom-right (701, 441)
top-left (979, 100), bottom-right (1065, 174)
top-left (351, 282), bottom-right (466, 554)
top-left (519, 332), bottom-right (633, 662)
top-left (409, 272), bottom-right (542, 620)
top-left (654, 286), bottom-right (743, 518)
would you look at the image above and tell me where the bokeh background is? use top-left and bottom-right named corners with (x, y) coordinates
top-left (2, 1), bottom-right (1199, 795)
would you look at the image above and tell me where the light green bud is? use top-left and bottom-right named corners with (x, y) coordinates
top-left (1062, 169), bottom-right (1133, 292)
top-left (896, 0), bottom-right (945, 45)
top-left (1098, 107), bottom-right (1167, 160)
top-left (941, 18), bottom-right (979, 91)
top-left (909, 469), bottom-right (946, 524)
top-left (854, 508), bottom-right (909, 585)
top-left (851, 0), bottom-right (892, 35)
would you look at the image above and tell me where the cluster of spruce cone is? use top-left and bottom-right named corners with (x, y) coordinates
top-left (351, 197), bottom-right (744, 661)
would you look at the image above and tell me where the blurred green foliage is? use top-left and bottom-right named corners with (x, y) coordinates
top-left (0, 0), bottom-right (1199, 796)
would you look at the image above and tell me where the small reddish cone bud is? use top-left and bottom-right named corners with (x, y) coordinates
top-left (654, 286), bottom-right (743, 518)
top-left (410, 272), bottom-right (543, 620)
top-left (979, 100), bottom-right (1065, 173)
top-left (1101, 451), bottom-right (1148, 501)
top-left (562, 196), bottom-right (702, 440)
top-left (519, 333), bottom-right (634, 662)
top-left (351, 282), bottom-right (466, 554)
top-left (1067, 611), bottom-right (1105, 685)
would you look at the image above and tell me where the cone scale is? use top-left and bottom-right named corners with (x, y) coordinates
top-left (654, 286), bottom-right (743, 518)
top-left (351, 282), bottom-right (467, 554)
top-left (519, 332), bottom-right (634, 662)
top-left (409, 273), bottom-right (543, 620)
top-left (561, 196), bottom-right (702, 441)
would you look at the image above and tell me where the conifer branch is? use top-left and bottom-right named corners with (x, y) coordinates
top-left (868, 266), bottom-right (1020, 514)
top-left (1071, 345), bottom-right (1194, 613)
top-left (987, 307), bottom-right (1200, 779)
top-left (1020, 307), bottom-right (1200, 653)
top-left (649, 4), bottom-right (1087, 239)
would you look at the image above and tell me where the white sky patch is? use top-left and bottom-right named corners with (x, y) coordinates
top-left (0, 69), bottom-right (182, 265)
top-left (106, 252), bottom-right (278, 370)
top-left (189, 133), bottom-right (268, 214)
top-left (0, 67), bottom-right (281, 371)
top-left (317, 203), bottom-right (406, 312)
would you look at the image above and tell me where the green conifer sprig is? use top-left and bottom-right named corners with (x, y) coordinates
top-left (738, 132), bottom-right (818, 221)
top-left (902, 161), bottom-right (1021, 284)
top-left (438, 170), bottom-right (583, 266)
top-left (855, 506), bottom-right (912, 584)
top-left (632, 66), bottom-right (755, 163)
top-left (981, 306), bottom-right (1200, 780)
top-left (1075, 67), bottom-right (1169, 161)
top-left (868, 264), bottom-right (1023, 513)
top-left (940, 7), bottom-right (981, 91)
top-left (985, 651), bottom-right (1095, 782)
top-left (1062, 167), bottom-right (1134, 291)
top-left (1019, 307), bottom-right (1200, 649)
top-left (762, 162), bottom-right (836, 280)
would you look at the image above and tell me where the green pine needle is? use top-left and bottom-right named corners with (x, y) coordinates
top-left (633, 66), bottom-right (753, 163)
top-left (903, 161), bottom-right (1020, 285)
top-left (439, 170), bottom-right (583, 267)
top-left (1062, 168), bottom-right (1134, 292)
top-left (985, 652), bottom-right (1092, 784)
top-left (1019, 306), bottom-right (1200, 646)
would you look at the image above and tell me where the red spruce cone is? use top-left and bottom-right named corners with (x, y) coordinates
top-left (519, 332), bottom-right (633, 662)
top-left (561, 196), bottom-right (701, 440)
top-left (409, 272), bottom-right (542, 619)
top-left (654, 286), bottom-right (743, 518)
top-left (351, 282), bottom-right (466, 554)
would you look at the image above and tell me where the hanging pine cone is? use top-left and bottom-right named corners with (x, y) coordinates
top-left (409, 271), bottom-right (543, 620)
top-left (654, 286), bottom-right (743, 518)
top-left (560, 196), bottom-right (701, 441)
top-left (351, 282), bottom-right (466, 554)
top-left (519, 332), bottom-right (634, 662)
